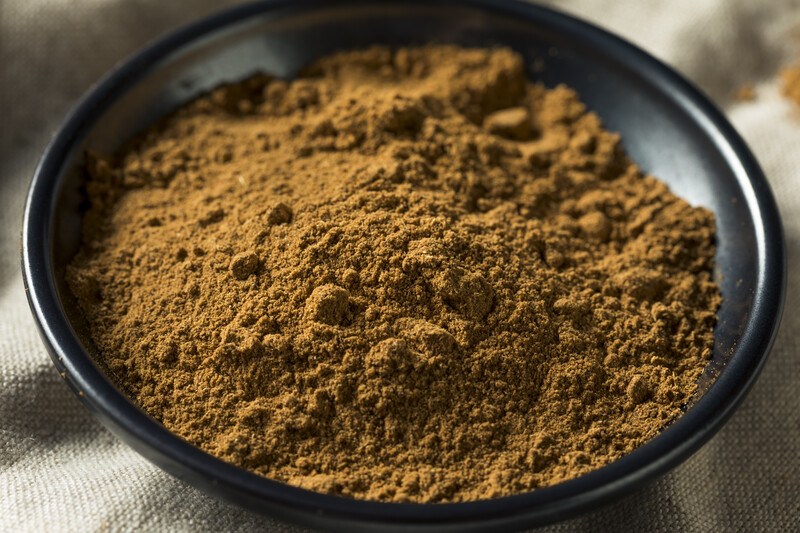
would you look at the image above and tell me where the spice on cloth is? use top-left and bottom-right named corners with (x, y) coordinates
top-left (67, 45), bottom-right (721, 503)
top-left (781, 62), bottom-right (800, 106)
top-left (734, 84), bottom-right (757, 102)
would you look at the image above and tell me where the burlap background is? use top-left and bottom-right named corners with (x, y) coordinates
top-left (2, 1), bottom-right (799, 531)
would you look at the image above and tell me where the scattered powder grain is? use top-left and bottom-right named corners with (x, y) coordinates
top-left (781, 62), bottom-right (800, 106)
top-left (734, 84), bottom-right (757, 103)
top-left (67, 45), bottom-right (721, 503)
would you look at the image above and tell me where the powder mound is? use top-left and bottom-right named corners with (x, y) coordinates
top-left (67, 45), bottom-right (720, 503)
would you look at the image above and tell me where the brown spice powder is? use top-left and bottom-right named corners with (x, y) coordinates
top-left (734, 84), bottom-right (757, 103)
top-left (67, 45), bottom-right (720, 503)
top-left (781, 62), bottom-right (800, 106)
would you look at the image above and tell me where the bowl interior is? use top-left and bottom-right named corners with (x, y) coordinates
top-left (34, 0), bottom-right (780, 530)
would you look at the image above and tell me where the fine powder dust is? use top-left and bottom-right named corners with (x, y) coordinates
top-left (67, 45), bottom-right (721, 503)
top-left (781, 62), bottom-right (800, 106)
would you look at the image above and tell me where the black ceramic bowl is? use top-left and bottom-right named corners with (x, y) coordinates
top-left (21, 0), bottom-right (785, 531)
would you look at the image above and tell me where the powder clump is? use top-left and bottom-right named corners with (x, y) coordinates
top-left (230, 251), bottom-right (259, 280)
top-left (67, 45), bottom-right (720, 503)
top-left (305, 284), bottom-right (351, 326)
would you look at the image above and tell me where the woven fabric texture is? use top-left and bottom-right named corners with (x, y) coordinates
top-left (2, 1), bottom-right (799, 531)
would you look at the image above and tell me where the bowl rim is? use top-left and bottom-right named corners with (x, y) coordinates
top-left (20, 0), bottom-right (786, 528)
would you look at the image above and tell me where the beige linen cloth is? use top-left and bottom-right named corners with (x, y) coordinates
top-left (2, 1), bottom-right (800, 531)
